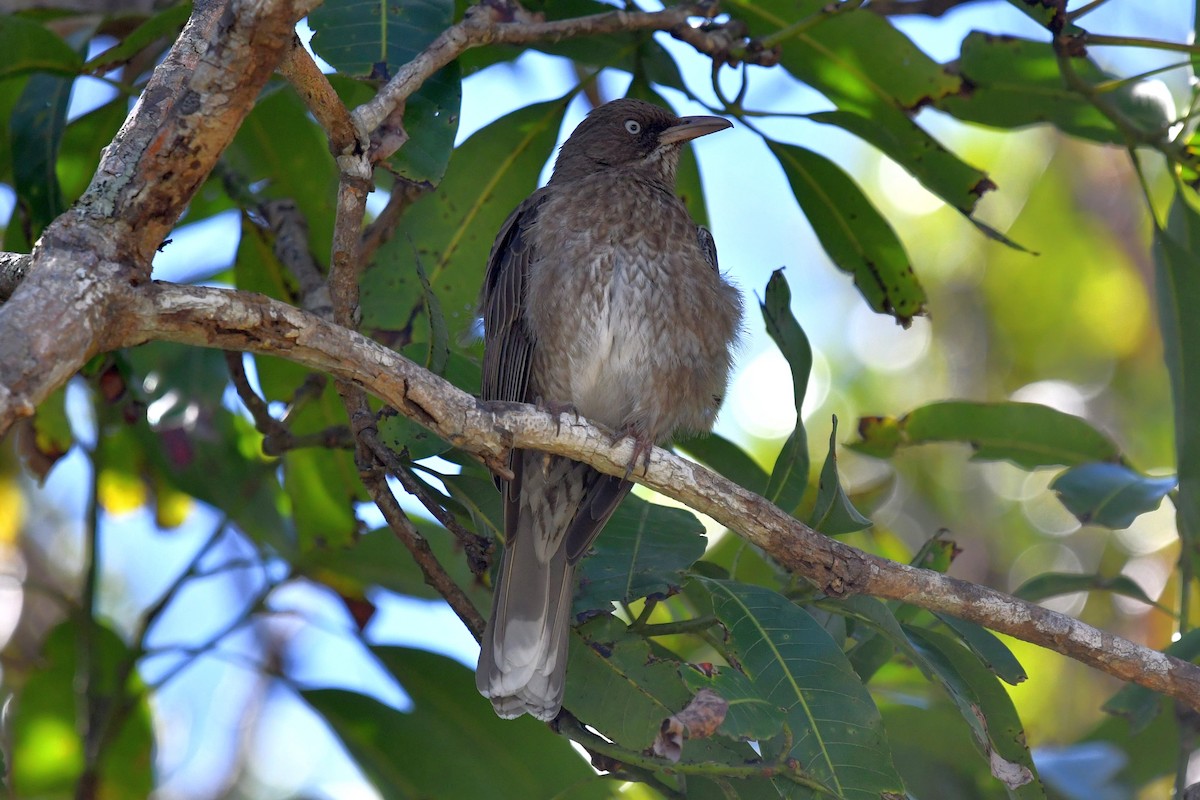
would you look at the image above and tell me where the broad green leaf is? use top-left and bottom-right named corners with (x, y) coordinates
top-left (360, 98), bottom-right (567, 336)
top-left (850, 400), bottom-right (1122, 468)
top-left (675, 431), bottom-right (768, 494)
top-left (700, 535), bottom-right (784, 588)
top-left (1103, 629), bottom-right (1200, 733)
top-left (226, 87), bottom-right (338, 266)
top-left (937, 33), bottom-right (1170, 144)
top-left (768, 140), bottom-right (926, 324)
top-left (307, 647), bottom-right (607, 799)
top-left (83, 3), bottom-right (192, 73)
top-left (680, 663), bottom-right (787, 742)
top-left (810, 416), bottom-right (871, 535)
top-left (0, 16), bottom-right (81, 79)
top-left (565, 614), bottom-right (692, 751)
top-left (1154, 196), bottom-right (1200, 561)
top-left (911, 531), bottom-right (961, 574)
top-left (728, 1), bottom-right (990, 215)
top-left (308, 520), bottom-right (493, 610)
top-left (310, 0), bottom-right (452, 73)
top-left (10, 72), bottom-right (71, 242)
top-left (906, 627), bottom-right (1045, 798)
top-left (439, 463), bottom-right (506, 542)
top-left (574, 494), bottom-right (707, 614)
top-left (10, 622), bottom-right (153, 800)
top-left (701, 578), bottom-right (906, 799)
top-left (934, 614), bottom-right (1027, 685)
top-left (1050, 462), bottom-right (1176, 529)
top-left (1014, 572), bottom-right (1163, 610)
top-left (311, 0), bottom-right (460, 183)
top-left (282, 434), bottom-right (359, 551)
top-left (760, 268), bottom-right (811, 511)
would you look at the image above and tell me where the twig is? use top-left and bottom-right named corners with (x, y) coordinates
top-left (260, 200), bottom-right (333, 318)
top-left (277, 33), bottom-right (360, 157)
top-left (360, 462), bottom-right (487, 638)
top-left (556, 713), bottom-right (833, 792)
top-left (361, 431), bottom-right (491, 575)
top-left (359, 178), bottom-right (433, 266)
top-left (354, 1), bottom-right (718, 136)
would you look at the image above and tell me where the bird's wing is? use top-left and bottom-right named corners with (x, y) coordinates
top-left (480, 191), bottom-right (547, 407)
top-left (697, 225), bottom-right (719, 272)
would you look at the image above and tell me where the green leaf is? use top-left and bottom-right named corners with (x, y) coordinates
top-left (1050, 462), bottom-right (1176, 529)
top-left (680, 663), bottom-right (787, 742)
top-left (675, 431), bottom-right (769, 494)
top-left (1154, 196), bottom-right (1200, 559)
top-left (729, 1), bottom-right (991, 215)
top-left (810, 416), bottom-right (872, 535)
top-left (29, 385), bottom-right (73, 479)
top-left (934, 614), bottom-right (1027, 686)
top-left (310, 0), bottom-right (452, 75)
top-left (767, 140), bottom-right (926, 325)
top-left (360, 97), bottom-right (567, 336)
top-left (1014, 572), bottom-right (1163, 610)
top-left (906, 626), bottom-right (1045, 798)
top-left (760, 268), bottom-right (812, 511)
top-left (11, 72), bottom-right (71, 241)
top-left (700, 578), bottom-right (907, 799)
top-left (565, 614), bottom-right (692, 751)
top-left (307, 647), bottom-right (607, 799)
top-left (850, 400), bottom-right (1122, 468)
top-left (82, 3), bottom-right (192, 73)
top-left (1103, 629), bottom-right (1200, 733)
top-left (937, 33), bottom-right (1169, 144)
top-left (10, 622), bottom-right (153, 800)
top-left (574, 494), bottom-right (707, 614)
top-left (226, 87), bottom-right (339, 265)
top-left (0, 16), bottom-right (81, 79)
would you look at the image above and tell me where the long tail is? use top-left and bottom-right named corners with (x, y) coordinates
top-left (476, 507), bottom-right (575, 721)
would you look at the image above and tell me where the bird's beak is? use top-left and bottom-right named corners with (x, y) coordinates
top-left (659, 115), bottom-right (733, 145)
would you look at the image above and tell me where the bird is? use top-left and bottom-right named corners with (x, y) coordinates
top-left (475, 98), bottom-right (743, 721)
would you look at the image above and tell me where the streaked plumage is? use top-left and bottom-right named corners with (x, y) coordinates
top-left (476, 98), bottom-right (743, 721)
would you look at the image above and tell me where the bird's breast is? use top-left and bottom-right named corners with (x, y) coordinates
top-left (525, 176), bottom-right (741, 439)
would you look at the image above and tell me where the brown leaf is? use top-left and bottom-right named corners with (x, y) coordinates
top-left (652, 688), bottom-right (729, 763)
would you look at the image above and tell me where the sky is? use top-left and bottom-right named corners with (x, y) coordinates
top-left (1, 0), bottom-right (1193, 797)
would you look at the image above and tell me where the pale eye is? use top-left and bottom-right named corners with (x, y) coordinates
top-left (624, 119), bottom-right (641, 135)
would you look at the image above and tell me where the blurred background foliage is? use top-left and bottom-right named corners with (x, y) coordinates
top-left (0, 0), bottom-right (1198, 797)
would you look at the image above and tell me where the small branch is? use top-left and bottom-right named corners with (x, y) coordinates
top-left (361, 431), bottom-right (491, 575)
top-left (353, 2), bottom-right (713, 137)
top-left (557, 713), bottom-right (832, 792)
top-left (260, 200), bottom-right (333, 318)
top-left (360, 462), bottom-right (487, 638)
top-left (277, 33), bottom-right (360, 157)
top-left (360, 179), bottom-right (433, 266)
top-left (225, 351), bottom-right (288, 437)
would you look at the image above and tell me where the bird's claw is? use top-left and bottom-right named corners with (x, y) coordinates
top-left (613, 428), bottom-right (655, 479)
top-left (537, 398), bottom-right (580, 436)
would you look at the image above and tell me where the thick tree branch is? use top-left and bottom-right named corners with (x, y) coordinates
top-left (112, 282), bottom-right (1200, 711)
top-left (0, 0), bottom-right (314, 433)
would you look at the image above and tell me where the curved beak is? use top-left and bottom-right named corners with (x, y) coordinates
top-left (659, 115), bottom-right (733, 145)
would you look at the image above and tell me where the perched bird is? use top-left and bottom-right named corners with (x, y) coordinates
top-left (476, 98), bottom-right (743, 721)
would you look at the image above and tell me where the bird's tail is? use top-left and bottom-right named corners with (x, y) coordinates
top-left (476, 513), bottom-right (575, 721)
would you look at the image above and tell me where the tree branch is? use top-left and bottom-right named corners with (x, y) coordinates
top-left (112, 281), bottom-right (1200, 711)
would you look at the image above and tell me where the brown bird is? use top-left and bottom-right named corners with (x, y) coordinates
top-left (476, 98), bottom-right (743, 720)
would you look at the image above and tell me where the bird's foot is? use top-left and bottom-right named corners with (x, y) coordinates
top-left (536, 398), bottom-right (580, 435)
top-left (612, 427), bottom-right (655, 479)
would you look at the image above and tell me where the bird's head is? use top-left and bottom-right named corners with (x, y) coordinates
top-left (549, 98), bottom-right (731, 186)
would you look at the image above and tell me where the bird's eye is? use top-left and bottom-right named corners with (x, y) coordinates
top-left (624, 119), bottom-right (642, 135)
